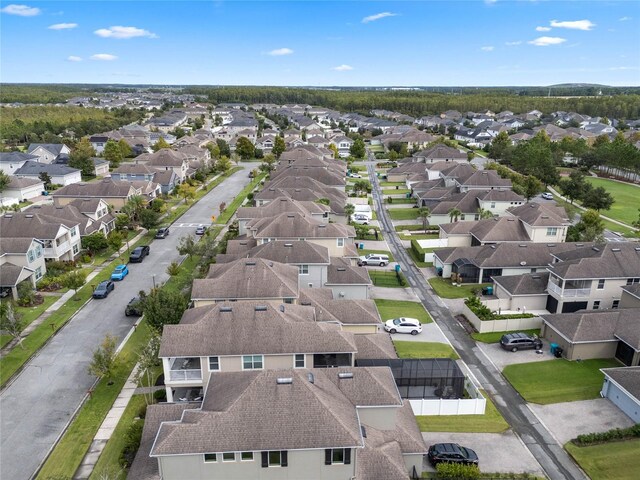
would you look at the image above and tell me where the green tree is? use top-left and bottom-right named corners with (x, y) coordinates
top-left (139, 208), bottom-right (160, 230)
top-left (344, 203), bottom-right (356, 223)
top-left (62, 270), bottom-right (87, 300)
top-left (103, 139), bottom-right (123, 168)
top-left (582, 186), bottom-right (614, 211)
top-left (134, 332), bottom-right (162, 405)
top-left (352, 179), bottom-right (371, 196)
top-left (354, 224), bottom-right (370, 239)
top-left (118, 139), bottom-right (133, 158)
top-left (143, 288), bottom-right (189, 333)
top-left (0, 171), bottom-right (10, 192)
top-left (121, 195), bottom-right (146, 225)
top-left (350, 138), bottom-right (366, 159)
top-left (68, 138), bottom-right (96, 176)
top-left (216, 139), bottom-right (231, 157)
top-left (632, 209), bottom-right (640, 230)
top-left (152, 137), bottom-right (170, 152)
top-left (487, 131), bottom-right (512, 161)
top-left (177, 234), bottom-right (197, 258)
top-left (567, 209), bottom-right (605, 242)
top-left (510, 132), bottom-right (559, 185)
top-left (260, 153), bottom-right (277, 173)
top-left (176, 183), bottom-right (196, 204)
top-left (236, 136), bottom-right (255, 160)
top-left (448, 207), bottom-right (462, 223)
top-left (558, 170), bottom-right (589, 204)
top-left (39, 172), bottom-right (52, 189)
top-left (0, 303), bottom-right (26, 349)
top-left (87, 334), bottom-right (118, 381)
top-left (417, 207), bottom-right (431, 231)
top-left (81, 232), bottom-right (108, 255)
top-left (206, 142), bottom-right (221, 160)
top-left (107, 230), bottom-right (124, 251)
top-left (521, 175), bottom-right (544, 201)
top-left (272, 136), bottom-right (286, 159)
top-left (216, 155), bottom-right (232, 173)
top-left (328, 143), bottom-right (339, 159)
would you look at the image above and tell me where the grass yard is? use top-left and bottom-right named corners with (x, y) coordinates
top-left (552, 194), bottom-right (637, 238)
top-left (215, 172), bottom-right (266, 224)
top-left (472, 329), bottom-right (540, 344)
top-left (393, 340), bottom-right (459, 360)
top-left (416, 391), bottom-right (509, 433)
top-left (584, 177), bottom-right (640, 226)
top-left (368, 270), bottom-right (408, 288)
top-left (0, 295), bottom-right (58, 348)
top-left (565, 439), bottom-right (640, 480)
top-left (359, 249), bottom-right (394, 262)
top-left (374, 299), bottom-right (432, 324)
top-left (379, 181), bottom-right (406, 187)
top-left (502, 358), bottom-right (621, 404)
top-left (382, 188), bottom-right (411, 195)
top-left (399, 232), bottom-right (438, 240)
top-left (406, 247), bottom-right (433, 268)
top-left (428, 277), bottom-right (490, 299)
top-left (386, 198), bottom-right (416, 205)
top-left (389, 208), bottom-right (420, 220)
top-left (395, 224), bottom-right (440, 232)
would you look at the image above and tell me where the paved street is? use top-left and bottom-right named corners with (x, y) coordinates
top-left (0, 165), bottom-right (250, 480)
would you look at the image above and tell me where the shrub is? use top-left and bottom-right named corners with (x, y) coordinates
top-left (573, 424), bottom-right (640, 446)
top-left (396, 271), bottom-right (406, 286)
top-left (119, 420), bottom-right (144, 468)
top-left (465, 295), bottom-right (535, 321)
top-left (17, 281), bottom-right (37, 307)
top-left (80, 254), bottom-right (92, 264)
top-left (153, 389), bottom-right (167, 402)
top-left (44, 260), bottom-right (77, 277)
top-left (37, 275), bottom-right (64, 291)
top-left (137, 402), bottom-right (148, 420)
top-left (435, 462), bottom-right (480, 479)
top-left (166, 261), bottom-right (181, 276)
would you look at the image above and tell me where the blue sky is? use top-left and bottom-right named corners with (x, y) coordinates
top-left (1, 1), bottom-right (639, 86)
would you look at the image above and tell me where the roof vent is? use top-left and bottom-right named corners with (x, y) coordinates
top-left (635, 247), bottom-right (640, 252)
top-left (520, 261), bottom-right (527, 266)
top-left (219, 307), bottom-right (233, 313)
top-left (547, 244), bottom-right (556, 247)
top-left (592, 247), bottom-right (600, 252)
top-left (287, 214), bottom-right (295, 218)
top-left (284, 243), bottom-right (293, 247)
top-left (337, 267), bottom-right (346, 272)
top-left (279, 304), bottom-right (285, 312)
top-left (612, 248), bottom-right (621, 252)
top-left (361, 425), bottom-right (367, 438)
top-left (518, 244), bottom-right (527, 247)
top-left (541, 215), bottom-right (549, 219)
top-left (490, 245), bottom-right (496, 249)
top-left (531, 275), bottom-right (541, 279)
top-left (240, 241), bottom-right (247, 245)
top-left (25, 214), bottom-right (34, 218)
top-left (4, 214), bottom-right (13, 218)
top-left (245, 261), bottom-right (256, 266)
top-left (507, 218), bottom-right (515, 221)
top-left (318, 224), bottom-right (326, 228)
top-left (276, 377), bottom-right (293, 385)
top-left (576, 243), bottom-right (584, 247)
top-left (307, 373), bottom-right (314, 384)
top-left (255, 305), bottom-right (268, 311)
top-left (338, 372), bottom-right (353, 379)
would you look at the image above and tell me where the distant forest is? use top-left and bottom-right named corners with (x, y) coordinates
top-left (1, 83), bottom-right (640, 119)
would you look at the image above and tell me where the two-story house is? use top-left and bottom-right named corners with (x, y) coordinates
top-left (235, 197), bottom-right (330, 236)
top-left (412, 144), bottom-right (468, 164)
top-left (138, 149), bottom-right (189, 184)
top-left (52, 179), bottom-right (157, 212)
top-left (0, 152), bottom-right (41, 175)
top-left (330, 135), bottom-right (354, 158)
top-left (26, 143), bottom-right (71, 163)
top-left (29, 199), bottom-right (115, 237)
top-left (0, 238), bottom-right (46, 299)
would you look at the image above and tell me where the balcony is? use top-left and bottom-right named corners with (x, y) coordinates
top-left (547, 281), bottom-right (590, 298)
top-left (168, 357), bottom-right (202, 382)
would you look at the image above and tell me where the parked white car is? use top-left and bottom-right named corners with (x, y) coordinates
top-left (349, 173), bottom-right (362, 178)
top-left (541, 192), bottom-right (554, 200)
top-left (358, 253), bottom-right (389, 266)
top-left (384, 317), bottom-right (422, 335)
top-left (352, 214), bottom-right (369, 225)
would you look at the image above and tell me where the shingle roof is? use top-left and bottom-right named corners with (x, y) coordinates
top-left (159, 302), bottom-right (357, 358)
top-left (0, 152), bottom-right (39, 163)
top-left (270, 166), bottom-right (345, 186)
top-left (622, 284), bottom-right (640, 300)
top-left (5, 176), bottom-right (43, 189)
top-left (458, 170), bottom-right (512, 188)
top-left (354, 333), bottom-right (398, 360)
top-left (27, 143), bottom-right (66, 156)
top-left (218, 239), bottom-right (330, 265)
top-left (52, 179), bottom-right (136, 198)
top-left (299, 288), bottom-right (382, 325)
top-left (143, 149), bottom-right (188, 167)
top-left (508, 202), bottom-right (570, 226)
top-left (0, 262), bottom-right (32, 287)
top-left (192, 258), bottom-right (299, 300)
top-left (247, 212), bottom-right (354, 239)
top-left (415, 144), bottom-right (467, 160)
top-left (548, 243), bottom-right (640, 280)
top-left (0, 212), bottom-right (75, 239)
top-left (236, 196), bottom-right (329, 220)
top-left (492, 272), bottom-right (550, 295)
top-left (601, 367), bottom-right (640, 401)
top-left (15, 161), bottom-right (80, 176)
top-left (326, 257), bottom-right (372, 285)
top-left (0, 237), bottom-right (38, 255)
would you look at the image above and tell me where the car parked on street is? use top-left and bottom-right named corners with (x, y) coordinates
top-left (125, 296), bottom-right (144, 316)
top-left (195, 225), bottom-right (207, 235)
top-left (427, 443), bottom-right (479, 466)
top-left (541, 192), bottom-right (554, 200)
top-left (93, 281), bottom-right (115, 299)
top-left (155, 227), bottom-right (170, 239)
top-left (358, 253), bottom-right (389, 266)
top-left (110, 264), bottom-right (129, 281)
top-left (129, 245), bottom-right (150, 263)
top-left (500, 332), bottom-right (543, 352)
top-left (384, 317), bottom-right (422, 335)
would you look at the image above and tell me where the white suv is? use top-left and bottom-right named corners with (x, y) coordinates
top-left (352, 214), bottom-right (370, 225)
top-left (384, 317), bottom-right (422, 335)
top-left (358, 254), bottom-right (389, 266)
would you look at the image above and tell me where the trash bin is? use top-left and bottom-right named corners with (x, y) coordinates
top-left (406, 192), bottom-right (411, 198)
top-left (396, 185), bottom-right (399, 190)
top-left (395, 264), bottom-right (401, 273)
top-left (359, 243), bottom-right (364, 250)
top-left (550, 343), bottom-right (559, 355)
top-left (554, 347), bottom-right (563, 358)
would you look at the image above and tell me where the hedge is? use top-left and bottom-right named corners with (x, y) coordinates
top-left (572, 424), bottom-right (640, 446)
top-left (465, 296), bottom-right (536, 321)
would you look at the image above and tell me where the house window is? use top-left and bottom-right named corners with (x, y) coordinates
top-left (73, 244), bottom-right (79, 254)
top-left (626, 278), bottom-right (640, 285)
top-left (36, 245), bottom-right (43, 257)
top-left (283, 298), bottom-right (293, 304)
top-left (294, 354), bottom-right (305, 368)
top-left (325, 448), bottom-right (351, 465)
top-left (460, 214), bottom-right (466, 220)
top-left (612, 300), bottom-right (620, 309)
top-left (222, 452), bottom-right (235, 462)
top-left (209, 356), bottom-right (219, 371)
top-left (597, 279), bottom-right (605, 290)
top-left (299, 265), bottom-right (309, 275)
top-left (490, 202), bottom-right (496, 208)
top-left (35, 267), bottom-right (43, 280)
top-left (337, 238), bottom-right (344, 247)
top-left (70, 228), bottom-right (77, 237)
top-left (28, 250), bottom-right (35, 262)
top-left (241, 452), bottom-right (254, 461)
top-left (592, 300), bottom-right (600, 310)
top-left (204, 453), bottom-right (217, 463)
top-left (546, 227), bottom-right (558, 236)
top-left (242, 355), bottom-right (263, 370)
top-left (262, 451), bottom-right (287, 468)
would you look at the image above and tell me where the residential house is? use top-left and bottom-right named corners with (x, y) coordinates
top-left (412, 144), bottom-right (468, 164)
top-left (330, 136), bottom-right (354, 158)
top-left (620, 284), bottom-right (640, 309)
top-left (324, 257), bottom-right (372, 300)
top-left (26, 143), bottom-right (71, 164)
top-left (0, 238), bottom-right (46, 299)
top-left (490, 272), bottom-right (551, 313)
top-left (235, 197), bottom-right (330, 236)
top-left (0, 152), bottom-right (41, 175)
top-left (91, 158), bottom-right (110, 176)
top-left (137, 149), bottom-right (189, 183)
top-left (110, 163), bottom-right (156, 182)
top-left (28, 199), bottom-right (115, 236)
top-left (253, 185), bottom-right (348, 218)
top-left (88, 135), bottom-right (109, 154)
top-left (52, 178), bottom-right (156, 212)
top-left (600, 367), bottom-right (640, 423)
top-left (1, 176), bottom-right (45, 202)
top-left (15, 162), bottom-right (82, 187)
top-left (427, 189), bottom-right (525, 226)
top-left (455, 170), bottom-right (512, 192)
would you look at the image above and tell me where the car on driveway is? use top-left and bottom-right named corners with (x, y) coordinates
top-left (427, 443), bottom-right (479, 466)
top-left (352, 214), bottom-right (370, 225)
top-left (155, 227), bottom-right (170, 239)
top-left (195, 225), bottom-right (207, 235)
top-left (349, 173), bottom-right (362, 178)
top-left (358, 253), bottom-right (389, 267)
top-left (384, 317), bottom-right (422, 335)
top-left (541, 192), bottom-right (554, 200)
top-left (110, 264), bottom-right (129, 281)
top-left (500, 332), bottom-right (543, 352)
top-left (125, 296), bottom-right (144, 316)
top-left (129, 245), bottom-right (150, 263)
top-left (93, 281), bottom-right (115, 299)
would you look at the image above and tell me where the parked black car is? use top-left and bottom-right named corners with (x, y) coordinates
top-left (500, 332), bottom-right (543, 352)
top-left (129, 245), bottom-right (150, 263)
top-left (93, 281), bottom-right (115, 299)
top-left (125, 296), bottom-right (144, 316)
top-left (155, 227), bottom-right (170, 239)
top-left (427, 443), bottom-right (479, 466)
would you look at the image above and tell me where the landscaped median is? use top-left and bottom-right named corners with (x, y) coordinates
top-left (215, 172), bottom-right (266, 224)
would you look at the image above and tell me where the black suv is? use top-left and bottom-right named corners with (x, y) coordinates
top-left (427, 443), bottom-right (478, 466)
top-left (125, 297), bottom-right (144, 316)
top-left (500, 332), bottom-right (543, 352)
top-left (129, 245), bottom-right (150, 263)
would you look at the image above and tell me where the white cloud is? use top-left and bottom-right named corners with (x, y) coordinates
top-left (362, 12), bottom-right (398, 23)
top-left (67, 55), bottom-right (82, 62)
top-left (90, 53), bottom-right (118, 61)
top-left (505, 41), bottom-right (522, 46)
top-left (484, 0), bottom-right (498, 4)
top-left (528, 36), bottom-right (567, 46)
top-left (536, 26), bottom-right (551, 32)
top-left (609, 66), bottom-right (640, 71)
top-left (0, 4), bottom-right (40, 16)
top-left (619, 16), bottom-right (631, 21)
top-left (94, 26), bottom-right (157, 39)
top-left (48, 23), bottom-right (77, 30)
top-left (267, 48), bottom-right (293, 56)
top-left (481, 46), bottom-right (494, 51)
top-left (332, 64), bottom-right (354, 71)
top-left (550, 19), bottom-right (596, 30)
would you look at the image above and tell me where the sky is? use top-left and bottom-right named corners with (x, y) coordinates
top-left (1, 0), bottom-right (639, 86)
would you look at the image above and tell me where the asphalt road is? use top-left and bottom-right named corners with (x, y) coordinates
top-left (0, 165), bottom-right (251, 480)
top-left (366, 162), bottom-right (588, 480)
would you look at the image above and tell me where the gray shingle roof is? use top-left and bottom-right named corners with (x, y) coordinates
top-left (0, 263), bottom-right (32, 287)
top-left (52, 179), bottom-right (136, 198)
top-left (27, 143), bottom-right (66, 156)
top-left (414, 144), bottom-right (467, 160)
top-left (0, 237), bottom-right (39, 255)
top-left (492, 272), bottom-right (550, 295)
top-left (15, 161), bottom-right (80, 176)
top-left (602, 367), bottom-right (640, 401)
top-left (0, 212), bottom-right (76, 239)
top-left (548, 243), bottom-right (640, 280)
top-left (326, 257), bottom-right (372, 285)
top-left (458, 170), bottom-right (512, 188)
top-left (507, 202), bottom-right (570, 226)
top-left (0, 152), bottom-right (39, 163)
top-left (5, 176), bottom-right (43, 189)
top-left (299, 288), bottom-right (382, 325)
top-left (236, 196), bottom-right (329, 220)
top-left (219, 239), bottom-right (330, 265)
top-left (247, 212), bottom-right (354, 239)
top-left (354, 333), bottom-right (398, 360)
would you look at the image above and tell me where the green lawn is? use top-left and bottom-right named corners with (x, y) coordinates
top-left (383, 188), bottom-right (411, 195)
top-left (389, 208), bottom-right (420, 220)
top-left (386, 198), bottom-right (416, 205)
top-left (0, 295), bottom-right (58, 349)
top-left (428, 277), bottom-right (490, 299)
top-left (399, 232), bottom-right (438, 240)
top-left (552, 194), bottom-right (637, 238)
top-left (379, 181), bottom-right (406, 187)
top-left (394, 340), bottom-right (459, 359)
top-left (502, 358), bottom-right (621, 404)
top-left (374, 299), bottom-right (432, 324)
top-left (359, 249), bottom-right (394, 262)
top-left (90, 395), bottom-right (147, 480)
top-left (368, 270), bottom-right (408, 288)
top-left (471, 329), bottom-right (541, 343)
top-left (405, 247), bottom-right (433, 268)
top-left (416, 391), bottom-right (509, 433)
top-left (395, 224), bottom-right (440, 232)
top-left (216, 173), bottom-right (266, 224)
top-left (584, 177), bottom-right (640, 226)
top-left (565, 439), bottom-right (640, 480)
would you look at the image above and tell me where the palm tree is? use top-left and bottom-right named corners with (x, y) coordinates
top-left (477, 208), bottom-right (494, 219)
top-left (122, 195), bottom-right (145, 226)
top-left (448, 207), bottom-right (462, 223)
top-left (417, 207), bottom-right (431, 232)
top-left (344, 203), bottom-right (355, 224)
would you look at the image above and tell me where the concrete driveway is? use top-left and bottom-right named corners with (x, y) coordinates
top-left (477, 340), bottom-right (556, 370)
top-left (529, 398), bottom-right (635, 445)
top-left (422, 431), bottom-right (545, 477)
top-left (389, 323), bottom-right (450, 344)
top-left (0, 166), bottom-right (251, 480)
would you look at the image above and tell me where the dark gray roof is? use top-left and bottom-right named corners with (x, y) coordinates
top-left (299, 288), bottom-right (381, 325)
top-left (0, 152), bottom-right (39, 163)
top-left (0, 237), bottom-right (39, 255)
top-left (0, 263), bottom-right (32, 287)
top-left (458, 170), bottom-right (512, 188)
top-left (414, 144), bottom-right (467, 160)
top-left (492, 272), bottom-right (550, 295)
top-left (549, 243), bottom-right (640, 280)
top-left (52, 179), bottom-right (136, 198)
top-left (27, 143), bottom-right (66, 156)
top-left (354, 333), bottom-right (398, 360)
top-left (5, 176), bottom-right (43, 189)
top-left (602, 367), bottom-right (640, 401)
top-left (15, 161), bottom-right (80, 176)
top-left (247, 212), bottom-right (354, 239)
top-left (236, 196), bottom-right (329, 220)
top-left (622, 284), bottom-right (640, 300)
top-left (0, 212), bottom-right (77, 239)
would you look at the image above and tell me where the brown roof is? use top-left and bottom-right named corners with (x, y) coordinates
top-left (507, 202), bottom-right (570, 226)
top-left (602, 367), bottom-right (640, 401)
top-left (6, 176), bottom-right (43, 189)
top-left (415, 144), bottom-right (467, 160)
top-left (0, 262), bottom-right (32, 287)
top-left (52, 179), bottom-right (136, 198)
top-left (0, 212), bottom-right (76, 239)
top-left (492, 272), bottom-right (550, 295)
top-left (458, 170), bottom-right (512, 188)
top-left (354, 333), bottom-right (398, 360)
top-left (270, 166), bottom-right (345, 186)
top-left (236, 196), bottom-right (329, 220)
top-left (548, 243), bottom-right (640, 280)
top-left (218, 239), bottom-right (330, 265)
top-left (326, 257), bottom-right (372, 286)
top-left (143, 149), bottom-right (188, 167)
top-left (111, 163), bottom-right (156, 175)
top-left (0, 237), bottom-right (39, 255)
top-left (299, 288), bottom-right (382, 325)
top-left (447, 217), bottom-right (531, 243)
top-left (247, 212), bottom-right (354, 240)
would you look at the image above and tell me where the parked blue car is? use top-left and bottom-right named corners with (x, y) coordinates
top-left (111, 264), bottom-right (129, 281)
